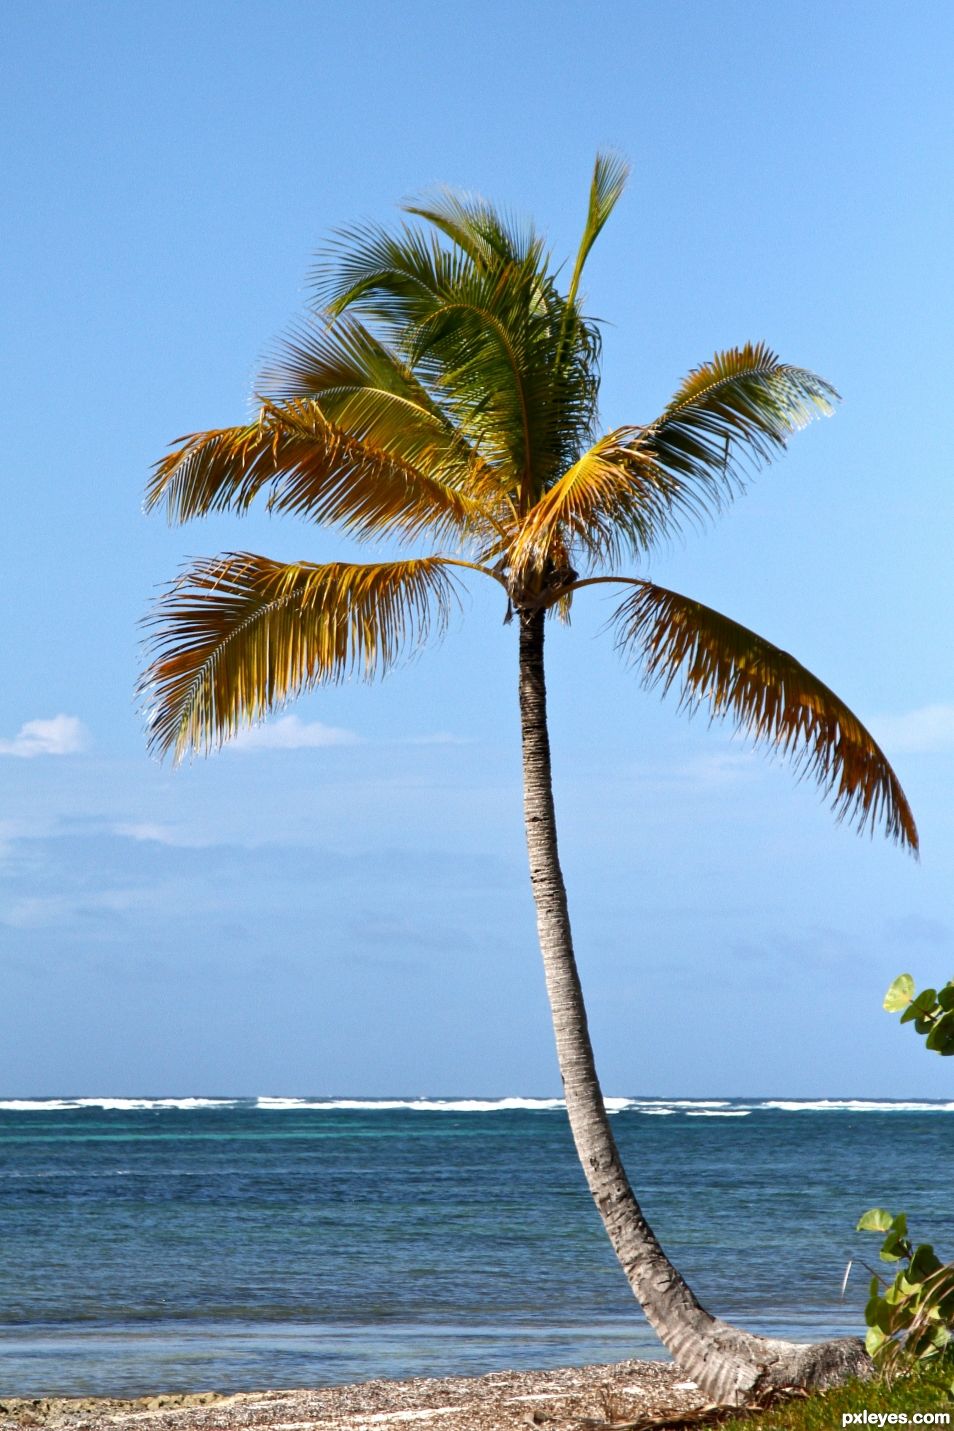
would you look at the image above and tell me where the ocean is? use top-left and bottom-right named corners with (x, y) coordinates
top-left (1, 1096), bottom-right (952, 1398)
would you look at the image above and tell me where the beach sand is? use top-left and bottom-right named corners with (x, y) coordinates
top-left (0, 1359), bottom-right (707, 1431)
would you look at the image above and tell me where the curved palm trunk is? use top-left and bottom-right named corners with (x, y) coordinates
top-left (517, 608), bottom-right (870, 1406)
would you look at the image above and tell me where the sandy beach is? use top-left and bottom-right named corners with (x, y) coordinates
top-left (0, 1360), bottom-right (708, 1431)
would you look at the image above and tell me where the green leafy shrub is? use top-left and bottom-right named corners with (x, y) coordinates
top-left (854, 973), bottom-right (954, 1386)
top-left (883, 974), bottom-right (954, 1055)
top-left (856, 1208), bottom-right (954, 1382)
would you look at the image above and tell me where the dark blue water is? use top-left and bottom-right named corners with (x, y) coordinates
top-left (1, 1096), bottom-right (952, 1397)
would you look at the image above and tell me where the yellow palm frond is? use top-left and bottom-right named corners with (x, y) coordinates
top-left (612, 580), bottom-right (918, 850)
top-left (145, 400), bottom-right (499, 546)
top-left (140, 553), bottom-right (460, 762)
top-left (508, 429), bottom-right (680, 579)
top-left (509, 345), bottom-right (838, 581)
top-left (260, 317), bottom-right (513, 524)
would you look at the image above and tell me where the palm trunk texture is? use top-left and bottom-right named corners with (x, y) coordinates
top-left (517, 607), bottom-right (870, 1406)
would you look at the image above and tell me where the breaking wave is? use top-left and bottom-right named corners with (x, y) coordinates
top-left (2, 1096), bottom-right (950, 1115)
top-left (0, 1098), bottom-right (238, 1112)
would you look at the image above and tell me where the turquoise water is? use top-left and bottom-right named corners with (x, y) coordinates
top-left (1, 1096), bottom-right (952, 1396)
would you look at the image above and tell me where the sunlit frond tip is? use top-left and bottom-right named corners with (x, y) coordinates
top-left (139, 553), bottom-right (460, 763)
top-left (639, 344), bottom-right (840, 531)
top-left (567, 151), bottom-right (630, 307)
top-left (612, 581), bottom-right (918, 852)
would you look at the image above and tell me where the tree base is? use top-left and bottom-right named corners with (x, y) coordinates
top-left (668, 1321), bottom-right (873, 1406)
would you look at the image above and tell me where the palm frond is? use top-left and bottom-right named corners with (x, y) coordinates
top-left (140, 553), bottom-right (459, 761)
top-left (508, 428), bottom-right (680, 578)
top-left (145, 400), bottom-right (496, 546)
top-left (260, 316), bottom-right (513, 522)
top-left (404, 188), bottom-right (545, 274)
top-left (407, 254), bottom-right (603, 497)
top-left (637, 343), bottom-right (839, 529)
top-left (310, 193), bottom-right (604, 497)
top-left (567, 151), bottom-right (630, 308)
top-left (612, 580), bottom-right (918, 850)
top-left (311, 221), bottom-right (464, 327)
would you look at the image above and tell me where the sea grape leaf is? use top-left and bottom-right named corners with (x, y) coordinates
top-left (925, 1011), bottom-right (954, 1055)
top-left (902, 989), bottom-right (938, 1025)
top-left (910, 1245), bottom-right (942, 1278)
top-left (858, 1208), bottom-right (894, 1232)
top-left (884, 974), bottom-right (915, 1012)
top-left (865, 1325), bottom-right (888, 1355)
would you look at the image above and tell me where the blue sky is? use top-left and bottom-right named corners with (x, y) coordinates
top-left (2, 1), bottom-right (953, 1096)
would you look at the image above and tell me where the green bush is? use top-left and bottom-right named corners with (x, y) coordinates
top-left (883, 975), bottom-right (954, 1056)
top-left (856, 1207), bottom-right (954, 1379)
top-left (855, 974), bottom-right (954, 1388)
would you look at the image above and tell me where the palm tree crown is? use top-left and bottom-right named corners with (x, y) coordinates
top-left (143, 154), bottom-right (915, 852)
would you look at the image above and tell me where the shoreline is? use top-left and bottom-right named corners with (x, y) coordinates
top-left (0, 1359), bottom-right (706, 1430)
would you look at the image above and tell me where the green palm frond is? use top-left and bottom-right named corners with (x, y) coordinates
top-left (403, 189), bottom-right (546, 274)
top-left (567, 151), bottom-right (630, 309)
top-left (637, 343), bottom-right (839, 529)
top-left (141, 553), bottom-right (460, 761)
top-left (145, 400), bottom-right (497, 546)
top-left (612, 580), bottom-right (918, 850)
top-left (312, 207), bottom-right (602, 498)
top-left (409, 256), bottom-right (602, 498)
top-left (312, 221), bottom-right (464, 327)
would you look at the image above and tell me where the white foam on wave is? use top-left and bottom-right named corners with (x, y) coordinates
top-left (255, 1095), bottom-right (750, 1115)
top-left (256, 1095), bottom-right (619, 1113)
top-left (8, 1095), bottom-right (948, 1117)
top-left (762, 1099), bottom-right (954, 1113)
top-left (257, 1096), bottom-right (569, 1112)
top-left (0, 1100), bottom-right (77, 1111)
top-left (0, 1097), bottom-right (238, 1112)
top-left (685, 1110), bottom-right (751, 1117)
top-left (630, 1099), bottom-right (731, 1108)
top-left (258, 1097), bottom-right (412, 1111)
top-left (75, 1097), bottom-right (237, 1110)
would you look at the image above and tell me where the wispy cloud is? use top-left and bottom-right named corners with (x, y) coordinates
top-left (229, 715), bottom-right (360, 752)
top-left (400, 732), bottom-right (473, 747)
top-left (113, 822), bottom-right (209, 848)
top-left (0, 715), bottom-right (90, 759)
top-left (872, 704), bottom-right (954, 754)
top-left (673, 750), bottom-right (759, 787)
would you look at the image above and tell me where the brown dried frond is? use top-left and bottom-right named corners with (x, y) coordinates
top-left (613, 581), bottom-right (918, 852)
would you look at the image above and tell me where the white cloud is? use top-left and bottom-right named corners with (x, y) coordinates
top-left (871, 704), bottom-right (954, 754)
top-left (0, 715), bottom-right (90, 759)
top-left (1, 894), bottom-right (70, 928)
top-left (229, 714), bottom-right (359, 752)
top-left (401, 732), bottom-right (473, 747)
top-left (113, 822), bottom-right (188, 846)
top-left (673, 750), bottom-right (759, 787)
top-left (113, 822), bottom-right (216, 849)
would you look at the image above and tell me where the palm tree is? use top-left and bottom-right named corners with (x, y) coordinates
top-left (141, 156), bottom-right (917, 1405)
